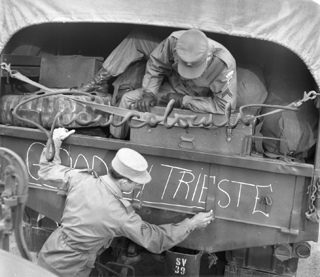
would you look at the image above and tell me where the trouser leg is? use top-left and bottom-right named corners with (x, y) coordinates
top-left (80, 29), bottom-right (161, 92)
top-left (103, 29), bottom-right (161, 76)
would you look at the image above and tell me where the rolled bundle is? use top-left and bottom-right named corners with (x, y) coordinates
top-left (0, 93), bottom-right (111, 129)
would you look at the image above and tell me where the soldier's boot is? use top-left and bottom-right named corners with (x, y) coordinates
top-left (78, 67), bottom-right (111, 93)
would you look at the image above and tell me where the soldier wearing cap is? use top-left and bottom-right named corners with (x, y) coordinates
top-left (37, 128), bottom-right (214, 277)
top-left (76, 28), bottom-right (236, 139)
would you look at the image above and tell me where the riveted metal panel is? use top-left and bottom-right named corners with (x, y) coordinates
top-left (0, 128), bottom-right (317, 252)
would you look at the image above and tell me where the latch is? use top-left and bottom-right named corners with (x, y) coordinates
top-left (260, 195), bottom-right (272, 214)
top-left (179, 130), bottom-right (196, 149)
top-left (225, 127), bottom-right (233, 142)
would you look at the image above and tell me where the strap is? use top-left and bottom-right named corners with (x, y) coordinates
top-left (118, 198), bottom-right (134, 214)
top-left (253, 119), bottom-right (298, 162)
top-left (78, 168), bottom-right (99, 178)
top-left (253, 119), bottom-right (265, 154)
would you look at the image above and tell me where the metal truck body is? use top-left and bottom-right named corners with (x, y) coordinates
top-left (0, 0), bottom-right (319, 276)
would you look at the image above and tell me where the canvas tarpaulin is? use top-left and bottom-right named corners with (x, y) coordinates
top-left (0, 0), bottom-right (320, 90)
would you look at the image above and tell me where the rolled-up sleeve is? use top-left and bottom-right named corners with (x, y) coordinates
top-left (118, 211), bottom-right (193, 254)
top-left (142, 36), bottom-right (176, 95)
top-left (38, 138), bottom-right (79, 195)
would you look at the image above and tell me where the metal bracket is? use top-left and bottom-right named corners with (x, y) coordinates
top-left (0, 147), bottom-right (32, 260)
top-left (225, 127), bottom-right (233, 142)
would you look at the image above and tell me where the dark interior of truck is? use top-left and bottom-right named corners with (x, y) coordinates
top-left (1, 20), bottom-right (318, 277)
top-left (0, 22), bottom-right (318, 162)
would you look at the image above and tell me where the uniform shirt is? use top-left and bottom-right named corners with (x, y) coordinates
top-left (37, 138), bottom-right (193, 276)
top-left (142, 30), bottom-right (237, 114)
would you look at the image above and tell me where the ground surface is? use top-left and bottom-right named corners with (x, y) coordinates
top-left (7, 233), bottom-right (320, 276)
top-left (295, 240), bottom-right (320, 277)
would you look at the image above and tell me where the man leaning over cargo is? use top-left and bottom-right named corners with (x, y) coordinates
top-left (78, 28), bottom-right (237, 139)
top-left (37, 127), bottom-right (214, 277)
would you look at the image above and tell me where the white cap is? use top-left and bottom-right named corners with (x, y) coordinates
top-left (111, 148), bottom-right (151, 184)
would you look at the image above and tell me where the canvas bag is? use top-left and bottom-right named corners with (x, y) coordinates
top-left (236, 64), bottom-right (268, 108)
top-left (260, 55), bottom-right (319, 158)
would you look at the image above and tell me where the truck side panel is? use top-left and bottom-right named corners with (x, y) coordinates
top-left (0, 126), bottom-right (317, 253)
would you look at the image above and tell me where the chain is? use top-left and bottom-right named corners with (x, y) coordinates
top-left (208, 252), bottom-right (218, 268)
top-left (2, 62), bottom-right (320, 148)
top-left (3, 62), bottom-right (316, 129)
top-left (11, 90), bottom-right (96, 161)
top-left (306, 177), bottom-right (320, 223)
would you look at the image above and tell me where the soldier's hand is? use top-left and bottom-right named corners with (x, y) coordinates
top-left (190, 210), bottom-right (214, 229)
top-left (53, 128), bottom-right (75, 141)
top-left (134, 92), bottom-right (157, 112)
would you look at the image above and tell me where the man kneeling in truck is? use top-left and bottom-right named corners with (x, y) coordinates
top-left (77, 28), bottom-right (237, 139)
top-left (37, 127), bottom-right (214, 277)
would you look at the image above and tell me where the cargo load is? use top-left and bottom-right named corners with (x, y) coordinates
top-left (0, 1), bottom-right (319, 277)
top-left (260, 49), bottom-right (319, 159)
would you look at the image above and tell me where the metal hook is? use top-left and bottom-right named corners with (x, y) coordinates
top-left (0, 62), bottom-right (10, 71)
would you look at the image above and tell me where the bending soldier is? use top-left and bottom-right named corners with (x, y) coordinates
top-left (77, 28), bottom-right (237, 139)
top-left (37, 127), bottom-right (214, 277)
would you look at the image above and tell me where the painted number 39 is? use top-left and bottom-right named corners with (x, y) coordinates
top-left (174, 258), bottom-right (187, 275)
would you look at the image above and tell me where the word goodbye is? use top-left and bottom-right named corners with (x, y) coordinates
top-left (26, 142), bottom-right (274, 218)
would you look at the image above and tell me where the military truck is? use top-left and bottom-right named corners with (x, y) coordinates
top-left (0, 0), bottom-right (319, 276)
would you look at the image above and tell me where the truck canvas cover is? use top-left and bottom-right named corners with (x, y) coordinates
top-left (0, 0), bottom-right (319, 260)
top-left (1, 0), bottom-right (320, 91)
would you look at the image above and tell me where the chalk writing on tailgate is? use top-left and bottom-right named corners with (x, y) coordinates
top-left (124, 155), bottom-right (305, 236)
top-left (25, 139), bottom-right (306, 233)
top-left (21, 135), bottom-right (311, 252)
